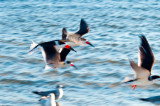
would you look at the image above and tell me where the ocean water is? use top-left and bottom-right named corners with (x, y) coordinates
top-left (0, 0), bottom-right (160, 106)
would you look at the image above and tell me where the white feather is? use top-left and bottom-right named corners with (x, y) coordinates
top-left (138, 50), bottom-right (141, 66)
top-left (56, 88), bottom-right (63, 100)
top-left (44, 65), bottom-right (52, 71)
top-left (129, 61), bottom-right (151, 86)
top-left (41, 48), bottom-right (47, 63)
top-left (28, 41), bottom-right (39, 55)
top-left (40, 93), bottom-right (56, 106)
top-left (123, 77), bottom-right (131, 83)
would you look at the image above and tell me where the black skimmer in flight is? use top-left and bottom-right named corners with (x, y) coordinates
top-left (33, 85), bottom-right (63, 100)
top-left (39, 93), bottom-right (56, 106)
top-left (62, 19), bottom-right (94, 47)
top-left (29, 40), bottom-right (77, 70)
top-left (123, 35), bottom-right (160, 90)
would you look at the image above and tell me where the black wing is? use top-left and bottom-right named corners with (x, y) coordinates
top-left (75, 19), bottom-right (89, 36)
top-left (62, 27), bottom-right (67, 40)
top-left (32, 90), bottom-right (56, 96)
top-left (138, 35), bottom-right (155, 72)
top-left (40, 43), bottom-right (60, 64)
top-left (60, 48), bottom-right (71, 62)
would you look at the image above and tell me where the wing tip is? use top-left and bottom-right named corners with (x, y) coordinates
top-left (32, 91), bottom-right (39, 94)
top-left (140, 98), bottom-right (148, 101)
top-left (81, 18), bottom-right (85, 22)
top-left (62, 27), bottom-right (67, 40)
top-left (62, 27), bottom-right (67, 32)
top-left (80, 18), bottom-right (88, 26)
top-left (139, 34), bottom-right (147, 43)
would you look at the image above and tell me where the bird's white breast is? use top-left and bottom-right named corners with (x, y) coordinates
top-left (41, 47), bottom-right (47, 63)
top-left (133, 79), bottom-right (150, 86)
top-left (56, 88), bottom-right (63, 100)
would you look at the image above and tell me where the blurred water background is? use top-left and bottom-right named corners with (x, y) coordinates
top-left (0, 0), bottom-right (160, 106)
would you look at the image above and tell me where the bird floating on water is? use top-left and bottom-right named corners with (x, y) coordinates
top-left (39, 93), bottom-right (56, 106)
top-left (33, 85), bottom-right (64, 100)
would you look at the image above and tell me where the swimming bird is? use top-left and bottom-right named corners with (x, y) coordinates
top-left (29, 40), bottom-right (77, 70)
top-left (140, 95), bottom-right (160, 104)
top-left (33, 85), bottom-right (63, 100)
top-left (39, 93), bottom-right (56, 106)
top-left (62, 19), bottom-right (94, 47)
top-left (123, 35), bottom-right (160, 90)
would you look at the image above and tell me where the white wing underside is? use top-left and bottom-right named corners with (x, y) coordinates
top-left (123, 77), bottom-right (131, 83)
top-left (138, 50), bottom-right (141, 67)
top-left (41, 47), bottom-right (47, 63)
top-left (130, 61), bottom-right (150, 80)
top-left (138, 48), bottom-right (146, 67)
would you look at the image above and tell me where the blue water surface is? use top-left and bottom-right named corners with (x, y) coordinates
top-left (0, 0), bottom-right (160, 106)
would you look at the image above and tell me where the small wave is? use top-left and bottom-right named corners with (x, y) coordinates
top-left (0, 79), bottom-right (34, 85)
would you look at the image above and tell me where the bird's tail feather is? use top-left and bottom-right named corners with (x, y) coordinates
top-left (123, 77), bottom-right (131, 83)
top-left (28, 41), bottom-right (39, 55)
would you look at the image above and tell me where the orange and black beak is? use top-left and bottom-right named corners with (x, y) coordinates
top-left (70, 63), bottom-right (78, 69)
top-left (65, 45), bottom-right (77, 52)
top-left (70, 47), bottom-right (77, 52)
top-left (86, 41), bottom-right (94, 47)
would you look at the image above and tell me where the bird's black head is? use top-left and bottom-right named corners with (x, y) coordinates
top-left (56, 85), bottom-right (63, 88)
top-left (65, 61), bottom-right (71, 64)
top-left (65, 61), bottom-right (78, 69)
top-left (148, 75), bottom-right (160, 81)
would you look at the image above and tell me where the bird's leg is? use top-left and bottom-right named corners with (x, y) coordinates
top-left (131, 85), bottom-right (137, 90)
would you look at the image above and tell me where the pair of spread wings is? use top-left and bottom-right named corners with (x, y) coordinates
top-left (130, 35), bottom-right (155, 79)
top-left (40, 41), bottom-right (70, 64)
top-left (40, 19), bottom-right (89, 64)
top-left (62, 19), bottom-right (89, 40)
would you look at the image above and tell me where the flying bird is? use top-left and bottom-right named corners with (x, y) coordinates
top-left (123, 35), bottom-right (160, 90)
top-left (62, 19), bottom-right (94, 47)
top-left (29, 40), bottom-right (77, 70)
